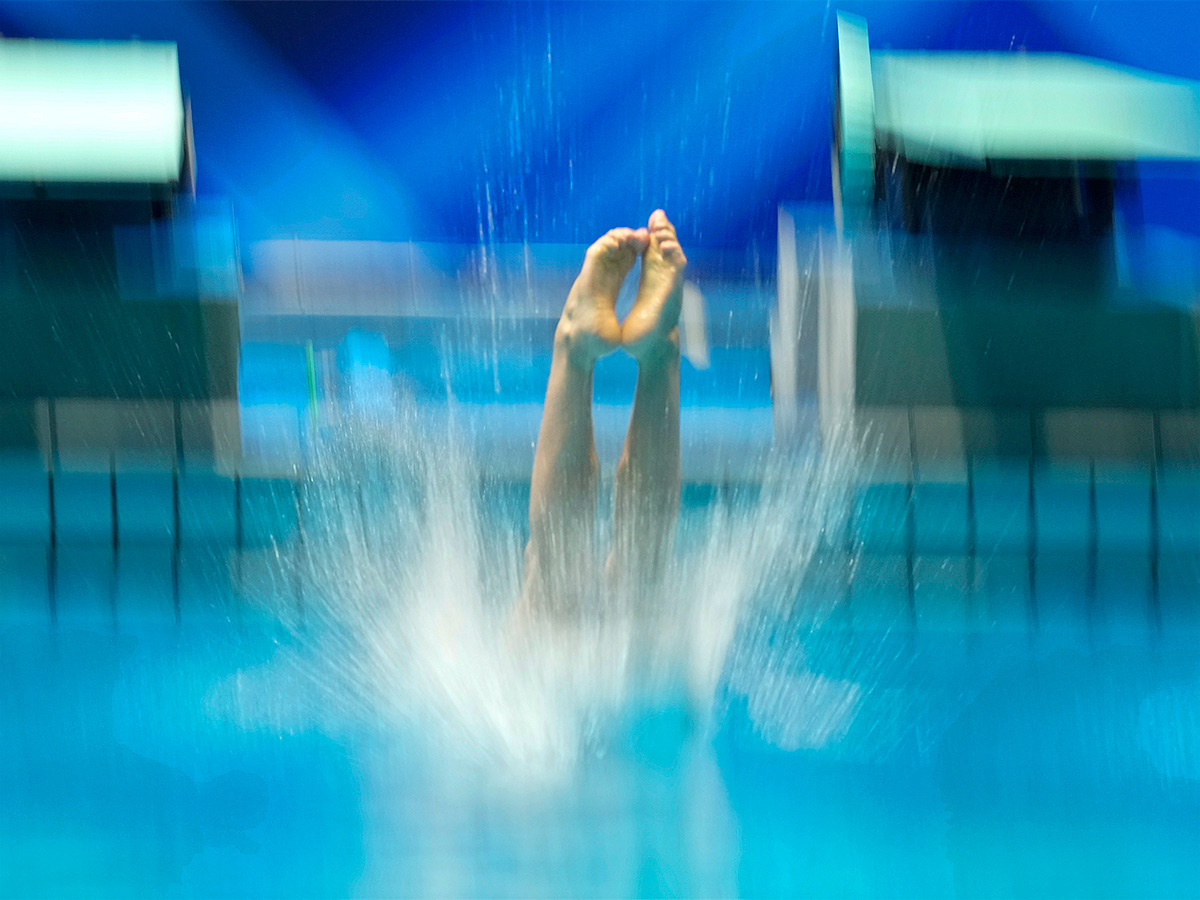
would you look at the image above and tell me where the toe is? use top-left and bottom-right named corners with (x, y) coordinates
top-left (657, 234), bottom-right (686, 266)
top-left (649, 209), bottom-right (671, 231)
top-left (585, 236), bottom-right (612, 260)
top-left (586, 229), bottom-right (629, 265)
top-left (661, 240), bottom-right (686, 269)
top-left (648, 211), bottom-right (686, 264)
top-left (615, 227), bottom-right (647, 251)
top-left (646, 211), bottom-right (685, 269)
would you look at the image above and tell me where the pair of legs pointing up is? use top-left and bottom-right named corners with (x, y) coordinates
top-left (521, 210), bottom-right (687, 616)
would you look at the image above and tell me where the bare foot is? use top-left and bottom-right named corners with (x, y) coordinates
top-left (622, 209), bottom-right (688, 364)
top-left (558, 226), bottom-right (649, 366)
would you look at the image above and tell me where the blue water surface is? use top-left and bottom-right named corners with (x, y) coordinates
top-left (2, 526), bottom-right (1199, 899)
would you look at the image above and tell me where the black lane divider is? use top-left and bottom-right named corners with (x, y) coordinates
top-left (1086, 461), bottom-right (1099, 628)
top-left (172, 467), bottom-right (181, 626)
top-left (46, 468), bottom-right (57, 625)
top-left (1149, 413), bottom-right (1163, 637)
top-left (109, 456), bottom-right (120, 634)
top-left (293, 480), bottom-right (306, 626)
top-left (173, 398), bottom-right (185, 470)
top-left (966, 457), bottom-right (978, 627)
top-left (109, 543), bottom-right (119, 637)
top-left (47, 469), bottom-right (56, 549)
top-left (46, 398), bottom-right (61, 625)
top-left (1026, 451), bottom-right (1039, 636)
top-left (904, 478), bottom-right (916, 628)
top-left (110, 457), bottom-right (119, 551)
top-left (905, 406), bottom-right (917, 628)
top-left (233, 474), bottom-right (244, 602)
top-left (26, 440), bottom-right (1176, 640)
top-left (1149, 464), bottom-right (1162, 636)
top-left (46, 544), bottom-right (57, 626)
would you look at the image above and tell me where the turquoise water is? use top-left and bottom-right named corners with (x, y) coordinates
top-left (2, 500), bottom-right (1199, 898)
top-left (1, 341), bottom-right (1198, 898)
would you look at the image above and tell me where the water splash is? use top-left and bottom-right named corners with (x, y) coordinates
top-left (214, 387), bottom-right (862, 783)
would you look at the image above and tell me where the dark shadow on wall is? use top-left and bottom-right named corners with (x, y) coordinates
top-left (857, 157), bottom-right (1200, 463)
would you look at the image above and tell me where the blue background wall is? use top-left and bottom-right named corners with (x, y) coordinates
top-left (0, 1), bottom-right (1197, 253)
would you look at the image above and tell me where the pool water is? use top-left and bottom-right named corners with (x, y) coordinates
top-left (1, 336), bottom-right (1197, 899)
top-left (2, 469), bottom-right (1200, 899)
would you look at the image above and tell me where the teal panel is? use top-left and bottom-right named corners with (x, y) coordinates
top-left (178, 546), bottom-right (236, 624)
top-left (0, 39), bottom-right (184, 184)
top-left (852, 482), bottom-right (910, 553)
top-left (55, 472), bottom-right (112, 542)
top-left (1, 214), bottom-right (238, 401)
top-left (1094, 553), bottom-right (1153, 642)
top-left (973, 464), bottom-right (1030, 555)
top-left (1034, 468), bottom-right (1091, 551)
top-left (1032, 552), bottom-right (1090, 652)
top-left (873, 51), bottom-right (1200, 163)
top-left (53, 544), bottom-right (114, 627)
top-left (913, 482), bottom-right (969, 554)
top-left (1094, 473), bottom-right (1151, 552)
top-left (0, 464), bottom-right (49, 542)
top-left (913, 555), bottom-right (971, 631)
top-left (856, 306), bottom-right (1200, 409)
top-left (974, 554), bottom-right (1031, 633)
top-left (1158, 553), bottom-right (1200, 631)
top-left (240, 477), bottom-right (299, 547)
top-left (1158, 471), bottom-right (1200, 552)
top-left (848, 553), bottom-right (910, 630)
top-left (116, 471), bottom-right (175, 543)
top-left (178, 472), bottom-right (237, 544)
top-left (0, 543), bottom-right (49, 624)
top-left (114, 544), bottom-right (175, 631)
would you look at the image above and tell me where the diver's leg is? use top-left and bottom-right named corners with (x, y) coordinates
top-left (612, 339), bottom-right (681, 591)
top-left (521, 226), bottom-right (649, 613)
top-left (612, 210), bottom-right (687, 592)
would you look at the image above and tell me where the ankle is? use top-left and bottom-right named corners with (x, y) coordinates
top-left (629, 328), bottom-right (680, 370)
top-left (554, 319), bottom-right (601, 368)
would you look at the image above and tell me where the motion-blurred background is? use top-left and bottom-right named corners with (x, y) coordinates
top-left (4, 0), bottom-right (1199, 250)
